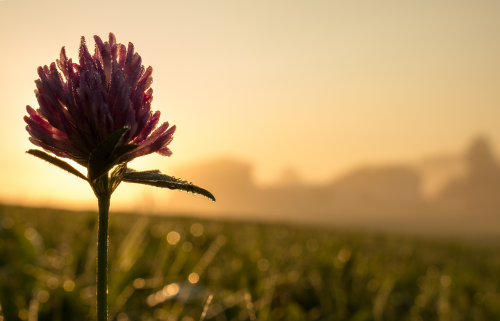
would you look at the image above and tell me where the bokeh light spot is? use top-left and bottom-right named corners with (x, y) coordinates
top-left (188, 272), bottom-right (199, 284)
top-left (63, 280), bottom-right (75, 292)
top-left (440, 275), bottom-right (452, 287)
top-left (182, 242), bottom-right (193, 252)
top-left (167, 231), bottom-right (181, 245)
top-left (190, 223), bottom-right (204, 236)
top-left (38, 290), bottom-right (50, 302)
top-left (133, 278), bottom-right (146, 289)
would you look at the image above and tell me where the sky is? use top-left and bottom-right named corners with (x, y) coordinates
top-left (0, 0), bottom-right (499, 212)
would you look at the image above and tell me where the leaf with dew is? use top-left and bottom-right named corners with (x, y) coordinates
top-left (26, 149), bottom-right (87, 181)
top-left (123, 168), bottom-right (216, 202)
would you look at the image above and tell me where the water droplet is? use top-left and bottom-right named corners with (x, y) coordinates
top-left (193, 193), bottom-right (198, 196)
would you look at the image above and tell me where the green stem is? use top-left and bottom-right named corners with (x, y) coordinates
top-left (96, 175), bottom-right (110, 321)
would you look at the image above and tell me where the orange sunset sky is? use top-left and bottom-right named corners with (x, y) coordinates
top-left (0, 0), bottom-right (499, 213)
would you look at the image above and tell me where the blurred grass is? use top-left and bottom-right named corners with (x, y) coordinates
top-left (1, 204), bottom-right (500, 321)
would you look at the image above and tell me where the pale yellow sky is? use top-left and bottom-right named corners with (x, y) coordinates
top-left (0, 0), bottom-right (499, 211)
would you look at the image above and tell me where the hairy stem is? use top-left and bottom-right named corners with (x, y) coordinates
top-left (96, 174), bottom-right (110, 321)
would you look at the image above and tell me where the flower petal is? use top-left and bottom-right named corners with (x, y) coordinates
top-left (94, 35), bottom-right (112, 84)
top-left (132, 110), bottom-right (160, 144)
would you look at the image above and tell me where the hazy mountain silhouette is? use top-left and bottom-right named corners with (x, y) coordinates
top-left (165, 137), bottom-right (500, 235)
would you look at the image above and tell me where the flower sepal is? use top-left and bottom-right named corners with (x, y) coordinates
top-left (123, 168), bottom-right (216, 202)
top-left (88, 126), bottom-right (139, 182)
top-left (109, 163), bottom-right (127, 194)
top-left (89, 163), bottom-right (128, 200)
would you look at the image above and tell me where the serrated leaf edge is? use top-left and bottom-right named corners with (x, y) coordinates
top-left (123, 169), bottom-right (216, 202)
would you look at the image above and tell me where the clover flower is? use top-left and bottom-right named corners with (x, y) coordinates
top-left (24, 33), bottom-right (214, 321)
top-left (24, 33), bottom-right (175, 170)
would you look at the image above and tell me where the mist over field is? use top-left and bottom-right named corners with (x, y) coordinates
top-left (161, 136), bottom-right (500, 238)
top-left (1, 0), bottom-right (500, 217)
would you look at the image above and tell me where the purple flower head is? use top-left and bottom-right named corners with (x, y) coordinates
top-left (24, 32), bottom-right (176, 168)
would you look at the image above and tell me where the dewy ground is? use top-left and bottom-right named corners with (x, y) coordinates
top-left (1, 203), bottom-right (500, 320)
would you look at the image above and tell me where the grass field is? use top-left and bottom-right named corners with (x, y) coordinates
top-left (1, 204), bottom-right (500, 321)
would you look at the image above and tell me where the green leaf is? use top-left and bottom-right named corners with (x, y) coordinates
top-left (113, 144), bottom-right (139, 159)
top-left (26, 149), bottom-right (88, 181)
top-left (123, 169), bottom-right (216, 202)
top-left (88, 127), bottom-right (138, 182)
